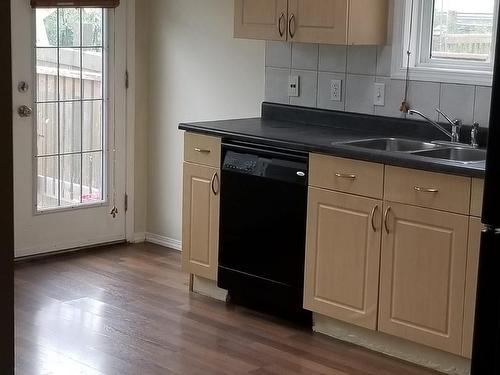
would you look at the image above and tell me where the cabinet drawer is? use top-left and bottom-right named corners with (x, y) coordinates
top-left (184, 133), bottom-right (221, 167)
top-left (309, 154), bottom-right (384, 199)
top-left (384, 166), bottom-right (471, 215)
top-left (470, 178), bottom-right (484, 217)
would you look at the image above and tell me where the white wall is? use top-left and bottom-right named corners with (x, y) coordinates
top-left (144, 0), bottom-right (265, 242)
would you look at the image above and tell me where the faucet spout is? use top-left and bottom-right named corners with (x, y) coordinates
top-left (407, 109), bottom-right (454, 142)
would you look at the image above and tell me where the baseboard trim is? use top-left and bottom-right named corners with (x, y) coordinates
top-left (145, 232), bottom-right (182, 251)
top-left (313, 313), bottom-right (470, 375)
top-left (15, 236), bottom-right (126, 259)
top-left (132, 232), bottom-right (146, 243)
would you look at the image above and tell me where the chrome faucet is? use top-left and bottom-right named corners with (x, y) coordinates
top-left (471, 122), bottom-right (480, 148)
top-left (435, 108), bottom-right (462, 143)
top-left (407, 109), bottom-right (462, 143)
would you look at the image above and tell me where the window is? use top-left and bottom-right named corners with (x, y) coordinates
top-left (35, 8), bottom-right (106, 211)
top-left (392, 0), bottom-right (499, 85)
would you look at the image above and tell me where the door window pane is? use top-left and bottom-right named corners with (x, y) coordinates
top-left (36, 48), bottom-right (58, 101)
top-left (37, 103), bottom-right (58, 156)
top-left (36, 9), bottom-right (58, 47)
top-left (432, 0), bottom-right (495, 62)
top-left (82, 9), bottom-right (103, 46)
top-left (82, 152), bottom-right (103, 203)
top-left (82, 101), bottom-right (102, 151)
top-left (60, 154), bottom-right (82, 206)
top-left (59, 48), bottom-right (81, 100)
top-left (60, 102), bottom-right (82, 154)
top-left (59, 8), bottom-right (81, 47)
top-left (34, 7), bottom-right (106, 211)
top-left (37, 156), bottom-right (59, 210)
top-left (82, 48), bottom-right (103, 99)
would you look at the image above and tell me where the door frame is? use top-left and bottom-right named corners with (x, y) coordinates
top-left (0, 0), bottom-right (14, 373)
top-left (12, 0), bottom-right (136, 256)
top-left (125, 0), bottom-right (136, 243)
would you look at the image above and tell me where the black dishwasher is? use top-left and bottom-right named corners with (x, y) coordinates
top-left (218, 141), bottom-right (311, 324)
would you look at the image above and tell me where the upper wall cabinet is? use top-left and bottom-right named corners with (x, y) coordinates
top-left (234, 0), bottom-right (388, 45)
top-left (234, 0), bottom-right (289, 41)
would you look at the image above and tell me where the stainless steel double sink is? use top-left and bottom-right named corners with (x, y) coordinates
top-left (337, 138), bottom-right (486, 164)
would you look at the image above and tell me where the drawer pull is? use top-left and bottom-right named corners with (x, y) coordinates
top-left (194, 148), bottom-right (211, 154)
top-left (370, 205), bottom-right (379, 232)
top-left (335, 173), bottom-right (357, 180)
top-left (414, 186), bottom-right (439, 193)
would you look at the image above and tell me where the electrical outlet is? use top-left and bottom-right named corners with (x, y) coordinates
top-left (374, 82), bottom-right (385, 106)
top-left (330, 79), bottom-right (342, 102)
top-left (288, 75), bottom-right (299, 97)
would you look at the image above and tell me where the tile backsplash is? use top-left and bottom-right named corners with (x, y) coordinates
top-left (265, 42), bottom-right (492, 127)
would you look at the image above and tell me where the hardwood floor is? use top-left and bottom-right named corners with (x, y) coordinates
top-left (15, 243), bottom-right (439, 375)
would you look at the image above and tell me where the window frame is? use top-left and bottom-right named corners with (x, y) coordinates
top-left (391, 0), bottom-right (499, 86)
top-left (32, 7), bottom-right (111, 214)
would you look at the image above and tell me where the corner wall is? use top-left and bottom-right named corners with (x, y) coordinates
top-left (144, 0), bottom-right (265, 243)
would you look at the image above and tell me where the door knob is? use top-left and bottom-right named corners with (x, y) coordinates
top-left (18, 105), bottom-right (33, 118)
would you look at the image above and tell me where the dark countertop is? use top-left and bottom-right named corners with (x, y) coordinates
top-left (179, 103), bottom-right (486, 179)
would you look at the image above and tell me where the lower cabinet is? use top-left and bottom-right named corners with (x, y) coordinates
top-left (181, 162), bottom-right (220, 281)
top-left (462, 217), bottom-right (483, 358)
top-left (304, 187), bottom-right (382, 330)
top-left (378, 203), bottom-right (469, 355)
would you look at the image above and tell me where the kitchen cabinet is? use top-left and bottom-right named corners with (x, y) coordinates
top-left (378, 202), bottom-right (468, 355)
top-left (234, 0), bottom-right (288, 41)
top-left (304, 187), bottom-right (382, 330)
top-left (182, 162), bottom-right (220, 280)
top-left (234, 0), bottom-right (388, 45)
top-left (181, 133), bottom-right (221, 281)
top-left (462, 217), bottom-right (483, 358)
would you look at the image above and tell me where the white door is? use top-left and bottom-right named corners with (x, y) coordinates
top-left (12, 1), bottom-right (128, 257)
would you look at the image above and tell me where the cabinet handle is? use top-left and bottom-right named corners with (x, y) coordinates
top-left (211, 172), bottom-right (219, 195)
top-left (384, 206), bottom-right (392, 234)
top-left (278, 13), bottom-right (285, 37)
top-left (370, 205), bottom-right (379, 232)
top-left (414, 186), bottom-right (439, 193)
top-left (335, 173), bottom-right (357, 180)
top-left (289, 14), bottom-right (296, 39)
top-left (194, 148), bottom-right (211, 154)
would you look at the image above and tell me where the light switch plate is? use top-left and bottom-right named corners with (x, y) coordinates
top-left (330, 79), bottom-right (342, 102)
top-left (288, 75), bottom-right (299, 97)
top-left (374, 82), bottom-right (385, 106)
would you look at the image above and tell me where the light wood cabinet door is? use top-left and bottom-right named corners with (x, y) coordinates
top-left (379, 203), bottom-right (469, 355)
top-left (304, 187), bottom-right (382, 330)
top-left (348, 0), bottom-right (388, 45)
top-left (462, 217), bottom-right (483, 358)
top-left (182, 162), bottom-right (220, 281)
top-left (288, 0), bottom-right (348, 44)
top-left (234, 0), bottom-right (288, 41)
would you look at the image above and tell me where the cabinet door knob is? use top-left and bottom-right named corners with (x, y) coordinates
top-left (384, 206), bottom-right (392, 234)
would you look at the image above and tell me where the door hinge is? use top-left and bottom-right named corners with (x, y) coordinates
top-left (125, 70), bottom-right (129, 89)
top-left (124, 194), bottom-right (129, 212)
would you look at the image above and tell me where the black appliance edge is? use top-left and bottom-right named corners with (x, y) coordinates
top-left (471, 13), bottom-right (500, 374)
